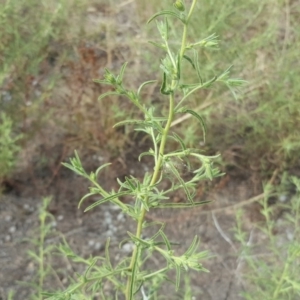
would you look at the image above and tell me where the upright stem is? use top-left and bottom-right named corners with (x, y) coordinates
top-left (38, 213), bottom-right (45, 299)
top-left (125, 91), bottom-right (175, 299)
top-left (180, 0), bottom-right (197, 60)
top-left (125, 1), bottom-right (198, 298)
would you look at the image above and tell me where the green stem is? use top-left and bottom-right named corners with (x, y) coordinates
top-left (125, 91), bottom-right (175, 299)
top-left (179, 0), bottom-right (197, 60)
top-left (38, 213), bottom-right (45, 299)
top-left (272, 260), bottom-right (290, 299)
top-left (125, 2), bottom-right (198, 298)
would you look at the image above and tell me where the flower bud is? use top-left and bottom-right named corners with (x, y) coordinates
top-left (104, 70), bottom-right (116, 84)
top-left (173, 0), bottom-right (185, 12)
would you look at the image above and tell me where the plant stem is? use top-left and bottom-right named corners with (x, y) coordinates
top-left (179, 0), bottom-right (197, 60)
top-left (38, 212), bottom-right (46, 300)
top-left (272, 259), bottom-right (290, 299)
top-left (125, 90), bottom-right (175, 299)
top-left (125, 2), bottom-right (198, 298)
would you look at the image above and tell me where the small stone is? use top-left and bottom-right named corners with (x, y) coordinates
top-left (5, 215), bottom-right (12, 222)
top-left (286, 229), bottom-right (294, 241)
top-left (5, 235), bottom-right (11, 242)
top-left (110, 205), bottom-right (121, 211)
top-left (62, 277), bottom-right (68, 285)
top-left (8, 226), bottom-right (16, 233)
top-left (94, 242), bottom-right (102, 251)
top-left (88, 240), bottom-right (95, 247)
top-left (26, 261), bottom-right (35, 273)
top-left (105, 230), bottom-right (113, 237)
top-left (104, 211), bottom-right (112, 225)
top-left (117, 212), bottom-right (125, 221)
top-left (110, 225), bottom-right (117, 233)
top-left (57, 215), bottom-right (64, 221)
top-left (122, 243), bottom-right (133, 253)
top-left (23, 203), bottom-right (30, 211)
top-left (279, 194), bottom-right (288, 202)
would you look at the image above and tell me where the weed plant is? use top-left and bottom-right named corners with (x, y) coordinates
top-left (0, 112), bottom-right (22, 193)
top-left (41, 1), bottom-right (245, 299)
top-left (18, 197), bottom-right (58, 300)
top-left (0, 0), bottom-right (76, 107)
top-left (0, 0), bottom-right (140, 163)
top-left (0, 0), bottom-right (99, 156)
top-left (234, 177), bottom-right (300, 299)
top-left (136, 0), bottom-right (300, 175)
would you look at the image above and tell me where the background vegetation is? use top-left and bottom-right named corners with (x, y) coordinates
top-left (1, 0), bottom-right (299, 299)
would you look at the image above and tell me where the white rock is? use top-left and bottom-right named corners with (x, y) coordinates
top-left (8, 226), bottom-right (16, 233)
top-left (88, 240), bottom-right (95, 247)
top-left (122, 243), bottom-right (133, 253)
top-left (5, 215), bottom-right (12, 222)
top-left (5, 235), bottom-right (11, 242)
top-left (94, 242), bottom-right (102, 250)
top-left (57, 215), bottom-right (64, 221)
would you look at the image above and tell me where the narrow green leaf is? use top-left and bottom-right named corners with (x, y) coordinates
top-left (164, 17), bottom-right (169, 40)
top-left (148, 41), bottom-right (166, 50)
top-left (27, 250), bottom-right (39, 261)
top-left (150, 121), bottom-right (164, 134)
top-left (175, 265), bottom-right (181, 291)
top-left (117, 177), bottom-right (129, 190)
top-left (124, 176), bottom-right (136, 191)
top-left (137, 80), bottom-right (157, 96)
top-left (155, 200), bottom-right (211, 208)
top-left (166, 160), bottom-right (194, 204)
top-left (216, 65), bottom-right (233, 81)
top-left (148, 10), bottom-right (183, 24)
top-left (175, 76), bottom-right (217, 110)
top-left (93, 79), bottom-right (113, 85)
top-left (83, 257), bottom-right (98, 280)
top-left (183, 54), bottom-right (196, 69)
top-left (226, 78), bottom-right (247, 87)
top-left (172, 132), bottom-right (187, 150)
top-left (138, 151), bottom-right (155, 161)
top-left (113, 119), bottom-right (143, 128)
top-left (184, 109), bottom-right (206, 143)
top-left (185, 236), bottom-right (199, 257)
top-left (193, 50), bottom-right (203, 84)
top-left (78, 192), bottom-right (97, 208)
top-left (84, 191), bottom-right (129, 212)
top-left (127, 232), bottom-right (151, 247)
top-left (105, 238), bottom-right (113, 269)
top-left (117, 62), bottom-right (128, 83)
top-left (95, 163), bottom-right (111, 177)
top-left (176, 52), bottom-right (181, 80)
top-left (160, 72), bottom-right (171, 95)
top-left (98, 91), bottom-right (120, 101)
top-left (159, 230), bottom-right (171, 251)
top-left (129, 245), bottom-right (141, 298)
top-left (61, 162), bottom-right (83, 177)
top-left (140, 196), bottom-right (150, 211)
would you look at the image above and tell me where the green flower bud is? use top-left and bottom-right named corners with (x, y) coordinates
top-left (173, 0), bottom-right (185, 12)
top-left (104, 69), bottom-right (116, 84)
